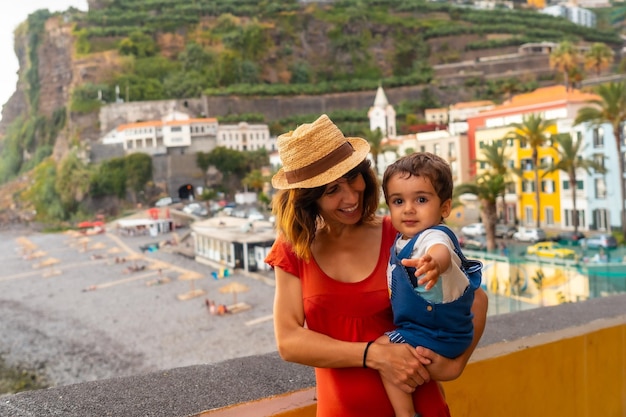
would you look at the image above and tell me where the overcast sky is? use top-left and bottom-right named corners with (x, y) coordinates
top-left (0, 0), bottom-right (88, 121)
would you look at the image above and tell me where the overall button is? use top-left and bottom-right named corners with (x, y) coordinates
top-left (426, 305), bottom-right (433, 312)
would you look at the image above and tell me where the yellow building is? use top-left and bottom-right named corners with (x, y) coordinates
top-left (467, 85), bottom-right (598, 228)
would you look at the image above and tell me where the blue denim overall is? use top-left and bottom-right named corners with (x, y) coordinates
top-left (388, 225), bottom-right (482, 358)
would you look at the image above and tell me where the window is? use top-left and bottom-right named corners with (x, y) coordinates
top-left (521, 158), bottom-right (533, 171)
top-left (564, 209), bottom-right (585, 228)
top-left (524, 206), bottom-right (534, 224)
top-left (593, 153), bottom-right (605, 169)
top-left (506, 205), bottom-right (515, 223)
top-left (171, 126), bottom-right (182, 132)
top-left (593, 208), bottom-right (609, 230)
top-left (595, 178), bottom-right (607, 199)
top-left (523, 180), bottom-right (535, 193)
top-left (593, 127), bottom-right (604, 147)
top-left (448, 142), bottom-right (456, 159)
top-left (545, 207), bottom-right (554, 225)
top-left (450, 161), bottom-right (458, 179)
top-left (540, 156), bottom-right (553, 167)
top-left (541, 180), bottom-right (555, 193)
top-left (433, 144), bottom-right (440, 155)
top-left (563, 180), bottom-right (584, 190)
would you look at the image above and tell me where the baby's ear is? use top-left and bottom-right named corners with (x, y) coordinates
top-left (441, 199), bottom-right (452, 217)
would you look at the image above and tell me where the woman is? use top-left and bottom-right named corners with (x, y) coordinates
top-left (265, 114), bottom-right (488, 417)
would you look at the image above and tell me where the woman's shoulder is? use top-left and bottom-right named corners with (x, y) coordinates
top-left (265, 234), bottom-right (300, 270)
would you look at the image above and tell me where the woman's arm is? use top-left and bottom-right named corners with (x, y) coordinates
top-left (274, 266), bottom-right (364, 367)
top-left (416, 287), bottom-right (488, 381)
top-left (274, 266), bottom-right (431, 392)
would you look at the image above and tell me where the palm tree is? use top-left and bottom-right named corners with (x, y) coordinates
top-left (455, 173), bottom-right (507, 251)
top-left (550, 41), bottom-right (580, 90)
top-left (575, 81), bottom-right (626, 239)
top-left (362, 127), bottom-right (384, 176)
top-left (474, 140), bottom-right (515, 222)
top-left (584, 43), bottom-right (614, 78)
top-left (508, 113), bottom-right (555, 229)
top-left (242, 169), bottom-right (267, 193)
top-left (542, 133), bottom-right (606, 234)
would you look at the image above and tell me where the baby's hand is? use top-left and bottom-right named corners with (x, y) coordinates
top-left (415, 254), bottom-right (441, 290)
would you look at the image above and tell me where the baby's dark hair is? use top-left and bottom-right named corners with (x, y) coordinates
top-left (382, 152), bottom-right (453, 203)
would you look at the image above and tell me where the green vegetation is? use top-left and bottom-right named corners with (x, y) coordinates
top-left (63, 0), bottom-right (622, 101)
top-left (0, 356), bottom-right (48, 395)
top-left (7, 0), bottom-right (626, 225)
top-left (20, 152), bottom-right (154, 223)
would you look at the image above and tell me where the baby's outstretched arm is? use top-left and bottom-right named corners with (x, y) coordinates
top-left (402, 243), bottom-right (451, 290)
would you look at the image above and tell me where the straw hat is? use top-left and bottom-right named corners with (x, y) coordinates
top-left (272, 114), bottom-right (370, 189)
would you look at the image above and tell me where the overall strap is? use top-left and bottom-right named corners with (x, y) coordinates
top-left (430, 225), bottom-right (481, 274)
top-left (395, 232), bottom-right (422, 260)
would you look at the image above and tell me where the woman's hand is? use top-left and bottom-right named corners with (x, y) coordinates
top-left (367, 341), bottom-right (432, 393)
top-left (415, 346), bottom-right (465, 381)
top-left (418, 288), bottom-right (489, 381)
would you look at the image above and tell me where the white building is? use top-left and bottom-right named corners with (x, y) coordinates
top-left (541, 4), bottom-right (596, 28)
top-left (415, 130), bottom-right (470, 185)
top-left (192, 216), bottom-right (276, 273)
top-left (101, 112), bottom-right (274, 156)
top-left (368, 86), bottom-right (396, 138)
top-left (558, 119), bottom-right (621, 231)
top-left (217, 122), bottom-right (274, 152)
top-left (378, 130), bottom-right (469, 186)
top-left (447, 100), bottom-right (495, 136)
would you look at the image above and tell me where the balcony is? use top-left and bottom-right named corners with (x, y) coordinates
top-left (2, 293), bottom-right (624, 417)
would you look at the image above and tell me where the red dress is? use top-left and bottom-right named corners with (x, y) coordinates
top-left (265, 217), bottom-right (451, 417)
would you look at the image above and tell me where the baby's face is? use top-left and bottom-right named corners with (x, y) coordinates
top-left (386, 173), bottom-right (451, 238)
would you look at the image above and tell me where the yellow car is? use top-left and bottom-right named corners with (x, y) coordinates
top-left (526, 242), bottom-right (577, 259)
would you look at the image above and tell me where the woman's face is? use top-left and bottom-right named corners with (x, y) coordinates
top-left (316, 173), bottom-right (366, 226)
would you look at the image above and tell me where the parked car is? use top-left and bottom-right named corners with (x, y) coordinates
top-left (526, 241), bottom-right (576, 259)
top-left (155, 197), bottom-right (174, 207)
top-left (495, 224), bottom-right (517, 239)
top-left (512, 227), bottom-right (547, 243)
top-left (460, 223), bottom-right (486, 237)
top-left (247, 210), bottom-right (265, 221)
top-left (461, 234), bottom-right (488, 251)
top-left (550, 231), bottom-right (585, 246)
top-left (579, 233), bottom-right (618, 249)
top-left (183, 203), bottom-right (208, 217)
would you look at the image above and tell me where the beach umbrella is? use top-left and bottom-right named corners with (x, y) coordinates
top-left (177, 271), bottom-right (205, 301)
top-left (34, 257), bottom-right (60, 269)
top-left (219, 281), bottom-right (250, 304)
top-left (90, 242), bottom-right (106, 250)
top-left (30, 250), bottom-right (47, 259)
top-left (17, 237), bottom-right (37, 256)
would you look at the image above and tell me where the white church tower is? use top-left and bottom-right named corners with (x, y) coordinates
top-left (367, 85), bottom-right (396, 138)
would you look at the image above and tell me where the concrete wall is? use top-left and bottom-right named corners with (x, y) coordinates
top-left (97, 86), bottom-right (476, 136)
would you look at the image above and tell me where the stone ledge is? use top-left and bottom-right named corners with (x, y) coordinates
top-left (2, 294), bottom-right (625, 417)
top-left (0, 353), bottom-right (315, 417)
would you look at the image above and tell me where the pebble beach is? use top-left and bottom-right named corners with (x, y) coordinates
top-left (0, 226), bottom-right (278, 390)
